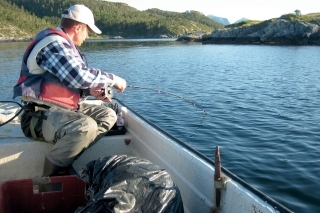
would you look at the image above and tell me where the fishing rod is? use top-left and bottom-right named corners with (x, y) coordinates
top-left (1, 86), bottom-right (207, 129)
top-left (126, 85), bottom-right (207, 123)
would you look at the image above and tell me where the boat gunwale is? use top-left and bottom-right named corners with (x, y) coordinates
top-left (115, 98), bottom-right (294, 213)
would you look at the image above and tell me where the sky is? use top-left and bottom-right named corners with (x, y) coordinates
top-left (106, 0), bottom-right (320, 23)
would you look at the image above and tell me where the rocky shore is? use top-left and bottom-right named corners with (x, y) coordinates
top-left (177, 18), bottom-right (320, 45)
top-left (0, 37), bottom-right (33, 43)
top-left (0, 35), bottom-right (176, 43)
top-left (0, 25), bottom-right (33, 43)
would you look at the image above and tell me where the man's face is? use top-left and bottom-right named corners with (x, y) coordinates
top-left (74, 24), bottom-right (90, 46)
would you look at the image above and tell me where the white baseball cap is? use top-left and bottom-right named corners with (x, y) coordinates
top-left (61, 4), bottom-right (102, 34)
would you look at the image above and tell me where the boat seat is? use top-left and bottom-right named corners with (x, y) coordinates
top-left (0, 122), bottom-right (133, 183)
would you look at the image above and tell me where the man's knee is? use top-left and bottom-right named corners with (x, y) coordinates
top-left (95, 106), bottom-right (117, 132)
top-left (106, 107), bottom-right (117, 125)
top-left (46, 116), bottom-right (98, 166)
top-left (78, 116), bottom-right (99, 142)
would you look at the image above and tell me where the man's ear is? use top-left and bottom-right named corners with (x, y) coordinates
top-left (75, 24), bottom-right (82, 33)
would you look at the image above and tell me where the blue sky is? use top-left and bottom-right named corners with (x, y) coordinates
top-left (106, 0), bottom-right (319, 23)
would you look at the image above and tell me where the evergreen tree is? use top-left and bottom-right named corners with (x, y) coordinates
top-left (0, 0), bottom-right (224, 39)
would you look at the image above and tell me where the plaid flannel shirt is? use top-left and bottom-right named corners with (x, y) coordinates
top-left (36, 39), bottom-right (114, 89)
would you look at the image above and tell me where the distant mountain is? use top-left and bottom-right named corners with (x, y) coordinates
top-left (207, 15), bottom-right (250, 25)
top-left (207, 15), bottom-right (230, 25)
top-left (234, 17), bottom-right (248, 23)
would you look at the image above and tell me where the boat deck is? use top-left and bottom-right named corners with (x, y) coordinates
top-left (0, 100), bottom-right (294, 213)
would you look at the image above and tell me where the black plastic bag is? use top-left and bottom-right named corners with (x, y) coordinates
top-left (76, 155), bottom-right (184, 213)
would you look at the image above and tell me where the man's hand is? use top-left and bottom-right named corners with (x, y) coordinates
top-left (90, 87), bottom-right (112, 102)
top-left (113, 75), bottom-right (127, 93)
top-left (89, 75), bottom-right (126, 102)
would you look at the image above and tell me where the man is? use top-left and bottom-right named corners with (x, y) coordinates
top-left (13, 4), bottom-right (127, 176)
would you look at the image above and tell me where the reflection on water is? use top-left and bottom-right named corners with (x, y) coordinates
top-left (82, 38), bottom-right (180, 50)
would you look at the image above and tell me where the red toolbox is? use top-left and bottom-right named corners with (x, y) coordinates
top-left (0, 175), bottom-right (86, 213)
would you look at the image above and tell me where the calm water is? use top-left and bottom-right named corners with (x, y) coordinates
top-left (1, 39), bottom-right (319, 213)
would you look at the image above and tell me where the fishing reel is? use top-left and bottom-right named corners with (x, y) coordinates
top-left (101, 85), bottom-right (113, 100)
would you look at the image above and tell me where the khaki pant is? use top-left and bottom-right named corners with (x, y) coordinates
top-left (42, 103), bottom-right (116, 167)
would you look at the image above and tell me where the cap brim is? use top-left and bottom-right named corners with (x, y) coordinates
top-left (88, 24), bottom-right (101, 34)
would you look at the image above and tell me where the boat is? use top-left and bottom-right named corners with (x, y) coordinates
top-left (0, 99), bottom-right (294, 213)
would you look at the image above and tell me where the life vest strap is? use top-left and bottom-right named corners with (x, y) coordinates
top-left (24, 103), bottom-right (49, 140)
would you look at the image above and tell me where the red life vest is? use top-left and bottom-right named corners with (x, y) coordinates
top-left (13, 28), bottom-right (85, 110)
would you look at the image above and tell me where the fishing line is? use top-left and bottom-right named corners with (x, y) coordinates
top-left (126, 85), bottom-right (207, 137)
top-left (127, 85), bottom-right (206, 115)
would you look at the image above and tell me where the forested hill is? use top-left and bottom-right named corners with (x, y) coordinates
top-left (0, 0), bottom-right (54, 41)
top-left (0, 0), bottom-right (224, 41)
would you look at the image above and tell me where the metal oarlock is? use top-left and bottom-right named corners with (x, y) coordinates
top-left (214, 146), bottom-right (230, 209)
top-left (214, 146), bottom-right (222, 208)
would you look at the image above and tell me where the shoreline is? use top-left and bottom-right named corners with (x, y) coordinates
top-left (0, 38), bottom-right (33, 43)
top-left (0, 33), bottom-right (178, 43)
